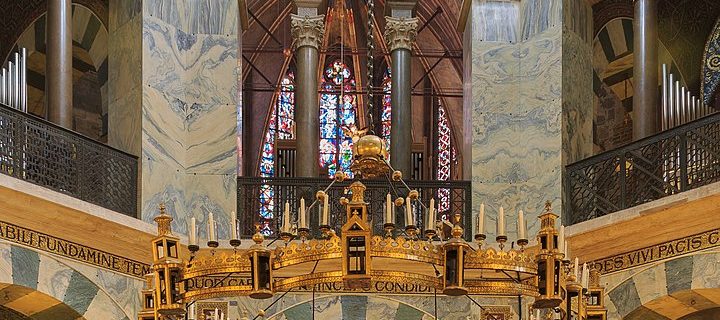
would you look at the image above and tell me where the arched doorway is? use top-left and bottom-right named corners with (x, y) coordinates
top-left (0, 283), bottom-right (85, 320)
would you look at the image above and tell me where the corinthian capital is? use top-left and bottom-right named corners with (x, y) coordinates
top-left (384, 16), bottom-right (419, 52)
top-left (291, 14), bottom-right (325, 50)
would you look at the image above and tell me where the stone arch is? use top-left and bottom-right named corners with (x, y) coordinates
top-left (0, 242), bottom-right (132, 320)
top-left (604, 250), bottom-right (720, 319)
top-left (265, 295), bottom-right (435, 319)
top-left (8, 3), bottom-right (109, 141)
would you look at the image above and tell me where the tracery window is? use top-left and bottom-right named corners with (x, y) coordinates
top-left (437, 101), bottom-right (454, 216)
top-left (259, 72), bottom-right (295, 234)
top-left (381, 68), bottom-right (392, 153)
top-left (319, 60), bottom-right (358, 178)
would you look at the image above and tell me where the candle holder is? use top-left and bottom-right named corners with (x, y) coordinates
top-left (320, 225), bottom-right (332, 238)
top-left (188, 244), bottom-right (200, 253)
top-left (405, 225), bottom-right (418, 240)
top-left (384, 223), bottom-right (395, 238)
top-left (496, 235), bottom-right (508, 251)
top-left (474, 233), bottom-right (487, 248)
top-left (230, 239), bottom-right (241, 247)
top-left (207, 240), bottom-right (219, 248)
top-left (424, 227), bottom-right (437, 240)
top-left (517, 238), bottom-right (528, 251)
top-left (279, 231), bottom-right (293, 245)
top-left (298, 227), bottom-right (310, 242)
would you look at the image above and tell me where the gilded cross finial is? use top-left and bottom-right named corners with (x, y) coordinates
top-left (544, 201), bottom-right (552, 212)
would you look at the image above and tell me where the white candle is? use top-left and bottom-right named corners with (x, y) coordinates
top-left (581, 262), bottom-right (589, 288)
top-left (497, 206), bottom-right (505, 236)
top-left (405, 197), bottom-right (413, 226)
top-left (189, 217), bottom-right (197, 246)
top-left (558, 225), bottom-right (565, 253)
top-left (564, 240), bottom-right (569, 257)
top-left (208, 211), bottom-right (216, 241)
top-left (535, 309), bottom-right (540, 320)
top-left (322, 194), bottom-right (329, 225)
top-left (427, 198), bottom-right (435, 231)
top-left (385, 193), bottom-right (392, 224)
top-left (574, 257), bottom-right (579, 279)
top-left (518, 210), bottom-right (525, 239)
top-left (214, 308), bottom-right (219, 320)
top-left (477, 203), bottom-right (485, 235)
top-left (283, 201), bottom-right (290, 233)
top-left (299, 198), bottom-right (306, 229)
top-left (231, 214), bottom-right (238, 240)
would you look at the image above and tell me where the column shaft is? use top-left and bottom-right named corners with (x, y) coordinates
top-left (46, 0), bottom-right (73, 129)
top-left (390, 48), bottom-right (412, 176)
top-left (632, 0), bottom-right (659, 140)
top-left (295, 45), bottom-right (320, 177)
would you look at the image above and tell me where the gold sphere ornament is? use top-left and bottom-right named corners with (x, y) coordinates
top-left (334, 171), bottom-right (346, 182)
top-left (316, 190), bottom-right (326, 201)
top-left (252, 231), bottom-right (265, 244)
top-left (355, 134), bottom-right (384, 158)
top-left (340, 197), bottom-right (349, 205)
top-left (392, 170), bottom-right (402, 181)
top-left (394, 197), bottom-right (404, 206)
top-left (408, 190), bottom-right (419, 200)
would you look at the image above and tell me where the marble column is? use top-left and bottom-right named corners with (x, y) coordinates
top-left (632, 0), bottom-right (659, 140)
top-left (291, 14), bottom-right (324, 177)
top-left (46, 0), bottom-right (73, 129)
top-left (384, 16), bottom-right (418, 178)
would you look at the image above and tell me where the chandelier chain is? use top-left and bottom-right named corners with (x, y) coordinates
top-left (366, 0), bottom-right (375, 134)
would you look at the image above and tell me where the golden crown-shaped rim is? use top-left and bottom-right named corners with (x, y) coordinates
top-left (369, 235), bottom-right (443, 265)
top-left (272, 235), bottom-right (343, 269)
top-left (465, 280), bottom-right (539, 297)
top-left (465, 247), bottom-right (537, 273)
top-left (183, 251), bottom-right (251, 280)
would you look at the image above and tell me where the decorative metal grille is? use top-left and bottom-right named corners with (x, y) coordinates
top-left (0, 104), bottom-right (138, 216)
top-left (237, 176), bottom-right (472, 239)
top-left (565, 112), bottom-right (720, 224)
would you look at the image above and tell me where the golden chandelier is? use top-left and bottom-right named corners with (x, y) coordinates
top-left (139, 133), bottom-right (608, 320)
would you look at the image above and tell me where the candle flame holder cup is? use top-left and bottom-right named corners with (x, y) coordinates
top-left (207, 240), bottom-right (219, 248)
top-left (320, 225), bottom-right (331, 238)
top-left (495, 235), bottom-right (508, 251)
top-left (279, 232), bottom-right (293, 245)
top-left (424, 228), bottom-right (437, 240)
top-left (384, 223), bottom-right (395, 238)
top-left (517, 238), bottom-right (528, 251)
top-left (188, 244), bottom-right (200, 253)
top-left (405, 225), bottom-right (418, 240)
top-left (230, 239), bottom-right (241, 247)
top-left (298, 228), bottom-right (310, 242)
top-left (474, 233), bottom-right (487, 248)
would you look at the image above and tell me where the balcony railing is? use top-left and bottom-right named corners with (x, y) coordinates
top-left (0, 103), bottom-right (138, 216)
top-left (565, 112), bottom-right (720, 225)
top-left (237, 176), bottom-right (471, 238)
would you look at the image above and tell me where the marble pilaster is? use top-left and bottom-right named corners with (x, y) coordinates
top-left (466, 0), bottom-right (592, 239)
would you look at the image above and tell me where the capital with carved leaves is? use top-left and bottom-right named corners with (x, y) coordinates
top-left (290, 14), bottom-right (325, 50)
top-left (384, 16), bottom-right (419, 52)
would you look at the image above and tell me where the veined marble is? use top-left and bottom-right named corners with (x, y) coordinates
top-left (139, 0), bottom-right (239, 235)
top-left (469, 0), bottom-right (593, 239)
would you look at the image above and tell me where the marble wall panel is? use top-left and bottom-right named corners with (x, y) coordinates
top-left (471, 26), bottom-right (563, 239)
top-left (471, 1), bottom-right (519, 43)
top-left (184, 34), bottom-right (239, 105)
top-left (36, 255), bottom-right (73, 301)
top-left (0, 242), bottom-right (11, 284)
top-left (519, 0), bottom-right (562, 41)
top-left (186, 0), bottom-right (239, 35)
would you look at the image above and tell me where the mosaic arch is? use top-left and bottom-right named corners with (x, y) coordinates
top-left (592, 17), bottom-right (684, 153)
top-left (10, 4), bottom-right (109, 141)
top-left (0, 242), bottom-right (131, 319)
top-left (604, 250), bottom-right (720, 319)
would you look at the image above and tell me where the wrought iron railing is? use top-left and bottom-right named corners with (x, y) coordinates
top-left (237, 176), bottom-right (472, 238)
top-left (565, 112), bottom-right (720, 224)
top-left (0, 103), bottom-right (138, 216)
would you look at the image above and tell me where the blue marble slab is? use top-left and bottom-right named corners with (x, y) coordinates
top-left (11, 246), bottom-right (39, 290)
top-left (64, 270), bottom-right (100, 315)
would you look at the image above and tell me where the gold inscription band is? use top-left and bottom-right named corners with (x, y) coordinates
top-left (0, 220), bottom-right (151, 278)
top-left (591, 228), bottom-right (720, 274)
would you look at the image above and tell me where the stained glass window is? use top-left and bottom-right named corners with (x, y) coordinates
top-left (437, 102), bottom-right (452, 217)
top-left (259, 72), bottom-right (295, 234)
top-left (320, 60), bottom-right (357, 178)
top-left (381, 68), bottom-right (392, 154)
